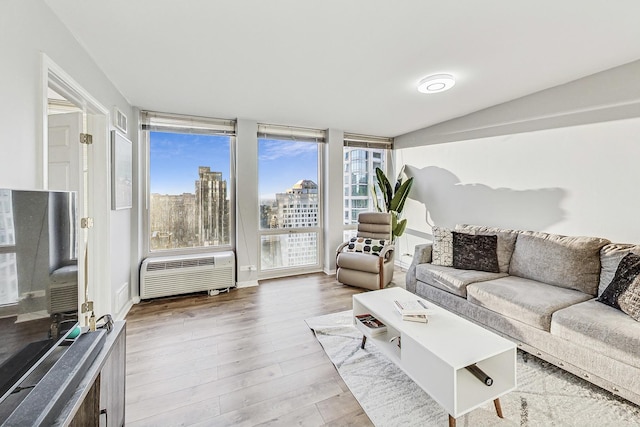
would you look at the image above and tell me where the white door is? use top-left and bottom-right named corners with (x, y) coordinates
top-left (48, 112), bottom-right (82, 191)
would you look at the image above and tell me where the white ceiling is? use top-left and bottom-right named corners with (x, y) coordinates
top-left (45, 0), bottom-right (640, 137)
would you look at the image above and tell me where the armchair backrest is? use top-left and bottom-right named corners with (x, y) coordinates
top-left (357, 212), bottom-right (392, 241)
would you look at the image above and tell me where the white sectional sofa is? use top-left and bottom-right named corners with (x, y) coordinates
top-left (406, 224), bottom-right (640, 406)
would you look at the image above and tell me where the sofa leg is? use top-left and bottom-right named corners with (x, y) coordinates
top-left (493, 398), bottom-right (503, 418)
top-left (448, 414), bottom-right (456, 427)
top-left (360, 335), bottom-right (367, 349)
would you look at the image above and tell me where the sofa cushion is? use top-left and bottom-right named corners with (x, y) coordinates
top-left (452, 232), bottom-right (499, 273)
top-left (467, 276), bottom-right (593, 331)
top-left (431, 226), bottom-right (453, 266)
top-left (551, 299), bottom-right (640, 369)
top-left (508, 231), bottom-right (610, 295)
top-left (455, 224), bottom-right (518, 273)
top-left (598, 243), bottom-right (640, 296)
top-left (598, 252), bottom-right (640, 309)
top-left (619, 275), bottom-right (640, 321)
top-left (415, 263), bottom-right (507, 297)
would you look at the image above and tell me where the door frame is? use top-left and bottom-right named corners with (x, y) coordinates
top-left (40, 54), bottom-right (111, 326)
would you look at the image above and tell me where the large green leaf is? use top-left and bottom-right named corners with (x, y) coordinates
top-left (389, 177), bottom-right (413, 213)
top-left (394, 218), bottom-right (407, 238)
top-left (372, 167), bottom-right (413, 238)
top-left (375, 167), bottom-right (393, 211)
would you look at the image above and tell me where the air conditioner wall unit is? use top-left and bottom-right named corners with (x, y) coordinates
top-left (140, 251), bottom-right (235, 299)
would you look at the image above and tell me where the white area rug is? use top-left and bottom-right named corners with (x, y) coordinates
top-left (306, 310), bottom-right (640, 427)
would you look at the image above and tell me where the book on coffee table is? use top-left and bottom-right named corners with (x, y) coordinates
top-left (355, 314), bottom-right (387, 336)
top-left (401, 313), bottom-right (428, 323)
top-left (394, 299), bottom-right (430, 322)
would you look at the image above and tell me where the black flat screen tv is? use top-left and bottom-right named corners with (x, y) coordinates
top-left (0, 188), bottom-right (79, 410)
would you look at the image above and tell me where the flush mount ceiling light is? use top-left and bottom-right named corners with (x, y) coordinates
top-left (417, 74), bottom-right (456, 94)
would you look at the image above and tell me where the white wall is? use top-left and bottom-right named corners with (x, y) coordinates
top-left (0, 1), bottom-right (134, 320)
top-left (323, 129), bottom-right (345, 274)
top-left (395, 60), bottom-right (640, 253)
top-left (235, 119), bottom-right (260, 286)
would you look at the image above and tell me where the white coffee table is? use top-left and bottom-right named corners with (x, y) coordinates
top-left (353, 287), bottom-right (516, 427)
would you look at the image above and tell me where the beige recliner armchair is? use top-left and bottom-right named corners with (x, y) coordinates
top-left (336, 212), bottom-right (395, 290)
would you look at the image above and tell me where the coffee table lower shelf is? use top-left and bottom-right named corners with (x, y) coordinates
top-left (353, 288), bottom-right (516, 426)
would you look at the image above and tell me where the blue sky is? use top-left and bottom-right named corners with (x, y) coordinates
top-left (150, 132), bottom-right (318, 199)
top-left (150, 132), bottom-right (230, 194)
top-left (258, 139), bottom-right (318, 200)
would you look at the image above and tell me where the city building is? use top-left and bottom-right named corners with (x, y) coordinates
top-left (149, 192), bottom-right (196, 249)
top-left (268, 180), bottom-right (319, 268)
top-left (195, 166), bottom-right (229, 246)
top-left (343, 147), bottom-right (386, 225)
top-left (149, 166), bottom-right (229, 250)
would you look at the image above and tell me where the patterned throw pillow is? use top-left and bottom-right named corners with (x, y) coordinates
top-left (597, 253), bottom-right (640, 310)
top-left (345, 237), bottom-right (388, 256)
top-left (619, 275), bottom-right (640, 321)
top-left (432, 226), bottom-right (453, 266)
top-left (452, 232), bottom-right (500, 273)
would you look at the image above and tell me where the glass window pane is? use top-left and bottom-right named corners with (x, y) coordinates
top-left (258, 138), bottom-right (320, 271)
top-left (258, 139), bottom-right (319, 231)
top-left (260, 232), bottom-right (318, 270)
top-left (343, 146), bottom-right (387, 225)
top-left (149, 131), bottom-right (231, 250)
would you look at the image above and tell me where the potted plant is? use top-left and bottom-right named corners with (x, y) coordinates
top-left (371, 166), bottom-right (413, 239)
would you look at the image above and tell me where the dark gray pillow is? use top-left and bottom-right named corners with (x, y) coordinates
top-left (598, 253), bottom-right (640, 309)
top-left (452, 232), bottom-right (499, 273)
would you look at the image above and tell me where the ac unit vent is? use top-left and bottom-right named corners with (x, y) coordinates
top-left (48, 282), bottom-right (78, 314)
top-left (145, 256), bottom-right (216, 271)
top-left (140, 252), bottom-right (235, 299)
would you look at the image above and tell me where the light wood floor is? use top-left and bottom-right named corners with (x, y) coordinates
top-left (124, 273), bottom-right (376, 426)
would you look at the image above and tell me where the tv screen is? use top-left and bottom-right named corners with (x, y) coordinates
top-left (0, 188), bottom-right (79, 407)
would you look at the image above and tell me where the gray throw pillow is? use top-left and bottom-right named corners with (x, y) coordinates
top-left (452, 232), bottom-right (499, 273)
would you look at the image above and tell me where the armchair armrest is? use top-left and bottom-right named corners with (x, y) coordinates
top-left (336, 241), bottom-right (350, 255)
top-left (379, 243), bottom-right (395, 260)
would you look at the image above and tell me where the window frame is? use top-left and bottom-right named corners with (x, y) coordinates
top-left (141, 111), bottom-right (236, 258)
top-left (342, 133), bottom-right (393, 238)
top-left (256, 124), bottom-right (325, 278)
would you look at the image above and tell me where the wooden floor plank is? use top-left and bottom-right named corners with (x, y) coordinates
top-left (125, 272), bottom-right (378, 426)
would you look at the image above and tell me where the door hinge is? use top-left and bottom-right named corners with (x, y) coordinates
top-left (81, 217), bottom-right (94, 229)
top-left (79, 133), bottom-right (93, 145)
top-left (81, 301), bottom-right (94, 314)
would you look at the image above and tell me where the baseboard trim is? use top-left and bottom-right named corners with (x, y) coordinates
top-left (236, 280), bottom-right (259, 288)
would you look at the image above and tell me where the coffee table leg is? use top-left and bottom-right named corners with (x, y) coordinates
top-left (360, 336), bottom-right (367, 349)
top-left (448, 414), bottom-right (456, 427)
top-left (493, 398), bottom-right (503, 418)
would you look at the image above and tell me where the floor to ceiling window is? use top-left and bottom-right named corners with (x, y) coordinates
top-left (257, 124), bottom-right (324, 275)
top-left (343, 133), bottom-right (392, 240)
top-left (141, 112), bottom-right (235, 254)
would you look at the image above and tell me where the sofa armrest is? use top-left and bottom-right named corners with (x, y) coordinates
top-left (405, 243), bottom-right (433, 294)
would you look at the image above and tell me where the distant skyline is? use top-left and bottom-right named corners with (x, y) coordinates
top-left (150, 132), bottom-right (319, 200)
